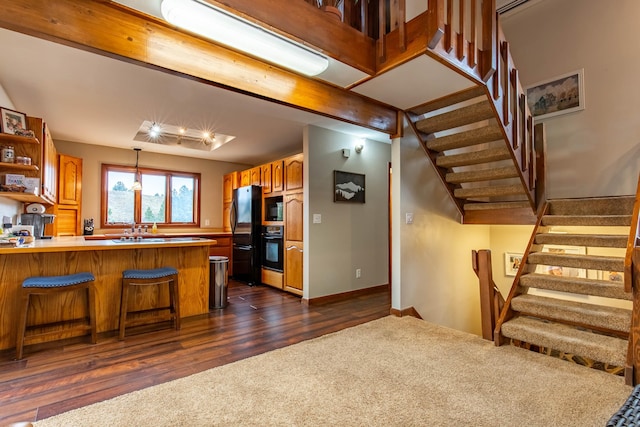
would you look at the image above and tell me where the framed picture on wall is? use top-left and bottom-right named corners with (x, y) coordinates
top-left (535, 245), bottom-right (587, 278)
top-left (334, 170), bottom-right (365, 203)
top-left (526, 69), bottom-right (585, 121)
top-left (504, 252), bottom-right (523, 277)
top-left (0, 107), bottom-right (27, 135)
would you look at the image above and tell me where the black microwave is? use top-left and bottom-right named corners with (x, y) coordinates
top-left (264, 196), bottom-right (283, 221)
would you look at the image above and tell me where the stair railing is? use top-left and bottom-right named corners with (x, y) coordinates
top-left (403, 0), bottom-right (545, 214)
top-left (472, 249), bottom-right (505, 341)
top-left (625, 172), bottom-right (640, 385)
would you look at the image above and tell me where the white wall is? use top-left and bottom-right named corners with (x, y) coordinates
top-left (393, 124), bottom-right (491, 335)
top-left (304, 125), bottom-right (390, 299)
top-left (55, 140), bottom-right (248, 231)
top-left (502, 0), bottom-right (640, 198)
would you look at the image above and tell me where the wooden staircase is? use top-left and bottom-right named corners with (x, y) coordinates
top-left (495, 196), bottom-right (635, 372)
top-left (406, 84), bottom-right (541, 225)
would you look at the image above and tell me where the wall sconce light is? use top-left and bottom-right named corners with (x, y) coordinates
top-left (342, 148), bottom-right (350, 158)
top-left (355, 144), bottom-right (364, 154)
top-left (131, 148), bottom-right (142, 191)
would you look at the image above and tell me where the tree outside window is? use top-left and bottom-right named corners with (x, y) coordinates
top-left (102, 164), bottom-right (200, 228)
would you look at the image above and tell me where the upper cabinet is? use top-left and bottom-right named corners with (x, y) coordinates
top-left (284, 154), bottom-right (303, 191)
top-left (261, 163), bottom-right (272, 194)
top-left (0, 116), bottom-right (57, 204)
top-left (250, 166), bottom-right (262, 186)
top-left (58, 154), bottom-right (82, 205)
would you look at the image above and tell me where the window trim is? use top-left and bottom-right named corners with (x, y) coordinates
top-left (101, 163), bottom-right (201, 229)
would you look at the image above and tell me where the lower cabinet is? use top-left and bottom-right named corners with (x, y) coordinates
top-left (284, 241), bottom-right (303, 295)
top-left (262, 268), bottom-right (283, 290)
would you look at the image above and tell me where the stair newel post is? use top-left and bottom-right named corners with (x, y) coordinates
top-left (473, 249), bottom-right (498, 341)
top-left (427, 0), bottom-right (445, 49)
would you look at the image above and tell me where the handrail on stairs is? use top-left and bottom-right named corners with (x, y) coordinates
top-left (625, 172), bottom-right (640, 385)
top-left (472, 249), bottom-right (505, 341)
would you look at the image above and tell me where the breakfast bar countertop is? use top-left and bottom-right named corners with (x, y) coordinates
top-left (0, 235), bottom-right (217, 254)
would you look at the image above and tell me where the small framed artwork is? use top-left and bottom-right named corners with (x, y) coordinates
top-left (0, 108), bottom-right (28, 135)
top-left (505, 252), bottom-right (523, 277)
top-left (526, 69), bottom-right (585, 121)
top-left (334, 170), bottom-right (365, 203)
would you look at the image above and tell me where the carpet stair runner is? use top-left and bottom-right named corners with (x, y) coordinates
top-left (406, 85), bottom-right (535, 224)
top-left (497, 196), bottom-right (634, 371)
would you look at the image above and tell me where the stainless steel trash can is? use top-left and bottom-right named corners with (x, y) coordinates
top-left (209, 256), bottom-right (229, 309)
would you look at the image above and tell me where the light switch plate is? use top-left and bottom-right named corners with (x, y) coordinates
top-left (313, 214), bottom-right (322, 224)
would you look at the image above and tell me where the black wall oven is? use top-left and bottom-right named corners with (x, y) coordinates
top-left (261, 225), bottom-right (283, 272)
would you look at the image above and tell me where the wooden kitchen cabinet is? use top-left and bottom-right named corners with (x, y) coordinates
top-left (284, 154), bottom-right (303, 191)
top-left (240, 170), bottom-right (250, 187)
top-left (272, 160), bottom-right (284, 192)
top-left (41, 122), bottom-right (58, 204)
top-left (250, 166), bottom-right (262, 186)
top-left (284, 192), bottom-right (303, 242)
top-left (284, 191), bottom-right (303, 295)
top-left (58, 154), bottom-right (82, 205)
top-left (261, 163), bottom-right (272, 194)
top-left (284, 242), bottom-right (303, 294)
top-left (46, 153), bottom-right (83, 236)
top-left (223, 171), bottom-right (239, 203)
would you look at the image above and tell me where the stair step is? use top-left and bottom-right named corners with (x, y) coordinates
top-left (446, 166), bottom-right (519, 184)
top-left (454, 184), bottom-right (525, 199)
top-left (415, 101), bottom-right (495, 134)
top-left (501, 316), bottom-right (627, 367)
top-left (520, 273), bottom-right (632, 300)
top-left (510, 294), bottom-right (631, 333)
top-left (535, 233), bottom-right (628, 248)
top-left (410, 86), bottom-right (486, 116)
top-left (436, 146), bottom-right (510, 168)
top-left (463, 201), bottom-right (532, 211)
top-left (527, 252), bottom-right (625, 272)
top-left (548, 197), bottom-right (635, 216)
top-left (426, 126), bottom-right (504, 152)
top-left (541, 215), bottom-right (632, 227)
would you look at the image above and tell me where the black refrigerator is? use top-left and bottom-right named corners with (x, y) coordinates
top-left (230, 185), bottom-right (262, 286)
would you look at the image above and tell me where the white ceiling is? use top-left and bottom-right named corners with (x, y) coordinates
top-left (0, 3), bottom-right (473, 166)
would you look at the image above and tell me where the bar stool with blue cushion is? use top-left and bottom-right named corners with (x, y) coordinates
top-left (119, 267), bottom-right (180, 339)
top-left (16, 272), bottom-right (97, 360)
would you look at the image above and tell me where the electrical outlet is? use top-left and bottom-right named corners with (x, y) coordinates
top-left (355, 268), bottom-right (361, 279)
top-left (313, 214), bottom-right (322, 224)
top-left (204, 219), bottom-right (210, 226)
top-left (405, 212), bottom-right (414, 224)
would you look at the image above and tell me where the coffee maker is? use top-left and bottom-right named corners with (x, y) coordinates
top-left (20, 213), bottom-right (56, 239)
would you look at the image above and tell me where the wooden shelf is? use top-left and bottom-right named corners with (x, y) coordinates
top-left (0, 133), bottom-right (39, 145)
top-left (0, 162), bottom-right (39, 172)
top-left (0, 191), bottom-right (48, 203)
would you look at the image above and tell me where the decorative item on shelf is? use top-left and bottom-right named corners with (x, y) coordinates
top-left (0, 107), bottom-right (28, 135)
top-left (0, 184), bottom-right (26, 192)
top-left (83, 218), bottom-right (94, 236)
top-left (1, 145), bottom-right (15, 163)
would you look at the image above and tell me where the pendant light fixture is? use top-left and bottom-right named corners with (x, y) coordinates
top-left (160, 0), bottom-right (329, 76)
top-left (131, 148), bottom-right (142, 191)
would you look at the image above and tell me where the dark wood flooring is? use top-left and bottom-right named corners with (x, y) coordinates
top-left (0, 281), bottom-right (390, 425)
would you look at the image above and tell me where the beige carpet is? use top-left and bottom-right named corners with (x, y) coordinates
top-left (34, 316), bottom-right (632, 426)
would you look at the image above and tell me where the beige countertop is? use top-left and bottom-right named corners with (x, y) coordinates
top-left (0, 235), bottom-right (216, 254)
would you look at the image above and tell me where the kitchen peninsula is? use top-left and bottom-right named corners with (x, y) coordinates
top-left (0, 236), bottom-right (216, 351)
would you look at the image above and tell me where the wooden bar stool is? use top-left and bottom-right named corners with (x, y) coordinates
top-left (16, 272), bottom-right (97, 360)
top-left (119, 267), bottom-right (180, 339)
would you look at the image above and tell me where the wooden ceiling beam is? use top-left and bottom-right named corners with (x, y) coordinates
top-left (0, 0), bottom-right (398, 135)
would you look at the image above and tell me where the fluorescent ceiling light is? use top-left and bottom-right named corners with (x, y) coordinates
top-left (161, 0), bottom-right (329, 76)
